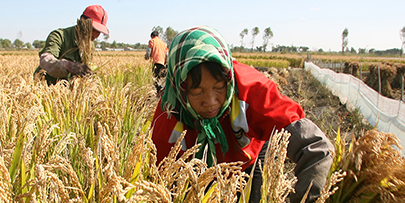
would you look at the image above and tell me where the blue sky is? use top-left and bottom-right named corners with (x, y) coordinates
top-left (1, 0), bottom-right (405, 52)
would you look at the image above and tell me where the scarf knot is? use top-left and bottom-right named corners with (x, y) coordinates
top-left (195, 118), bottom-right (229, 167)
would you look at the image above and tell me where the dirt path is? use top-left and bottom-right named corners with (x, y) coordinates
top-left (257, 67), bottom-right (373, 140)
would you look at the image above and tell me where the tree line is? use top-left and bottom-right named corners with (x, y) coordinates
top-left (0, 38), bottom-right (39, 49)
top-left (235, 26), bottom-right (405, 56)
top-left (1, 25), bottom-right (405, 57)
top-left (341, 27), bottom-right (405, 56)
top-left (0, 26), bottom-right (178, 51)
top-left (0, 38), bottom-right (149, 51)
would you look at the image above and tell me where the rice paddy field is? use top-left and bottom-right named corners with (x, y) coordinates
top-left (0, 50), bottom-right (404, 202)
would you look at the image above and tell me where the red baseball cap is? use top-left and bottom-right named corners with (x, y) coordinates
top-left (82, 5), bottom-right (109, 35)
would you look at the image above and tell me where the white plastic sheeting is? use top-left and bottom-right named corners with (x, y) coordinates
top-left (304, 62), bottom-right (405, 154)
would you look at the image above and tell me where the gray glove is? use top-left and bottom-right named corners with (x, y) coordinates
top-left (145, 47), bottom-right (152, 60)
top-left (66, 62), bottom-right (92, 77)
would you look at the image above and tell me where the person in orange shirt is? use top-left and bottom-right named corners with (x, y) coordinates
top-left (145, 31), bottom-right (168, 79)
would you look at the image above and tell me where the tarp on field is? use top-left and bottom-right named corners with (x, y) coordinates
top-left (305, 62), bottom-right (405, 155)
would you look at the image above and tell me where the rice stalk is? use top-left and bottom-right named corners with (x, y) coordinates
top-left (202, 182), bottom-right (218, 203)
top-left (0, 155), bottom-right (12, 202)
top-left (260, 129), bottom-right (297, 203)
top-left (96, 122), bottom-right (135, 202)
top-left (76, 18), bottom-right (93, 66)
top-left (124, 131), bottom-right (148, 199)
top-left (16, 154), bottom-right (87, 202)
top-left (77, 135), bottom-right (95, 201)
top-left (34, 164), bottom-right (70, 202)
top-left (328, 129), bottom-right (405, 203)
top-left (9, 126), bottom-right (25, 184)
top-left (127, 180), bottom-right (172, 203)
top-left (1, 51), bottom-right (159, 202)
top-left (44, 156), bottom-right (84, 198)
top-left (315, 170), bottom-right (346, 203)
top-left (157, 130), bottom-right (190, 181)
top-left (116, 128), bottom-right (249, 203)
top-left (238, 158), bottom-right (258, 203)
top-left (210, 162), bottom-right (247, 202)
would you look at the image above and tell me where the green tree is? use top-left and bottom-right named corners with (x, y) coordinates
top-left (24, 42), bottom-right (32, 49)
top-left (239, 28), bottom-right (248, 49)
top-left (1, 39), bottom-right (12, 48)
top-left (100, 41), bottom-right (109, 50)
top-left (251, 27), bottom-right (259, 52)
top-left (32, 40), bottom-right (45, 49)
top-left (111, 40), bottom-right (117, 49)
top-left (399, 26), bottom-right (405, 56)
top-left (13, 39), bottom-right (24, 49)
top-left (117, 42), bottom-right (125, 49)
top-left (290, 44), bottom-right (298, 52)
top-left (164, 26), bottom-right (178, 47)
top-left (300, 46), bottom-right (309, 52)
top-left (262, 27), bottom-right (273, 52)
top-left (342, 27), bottom-right (349, 54)
top-left (350, 47), bottom-right (357, 54)
top-left (358, 47), bottom-right (366, 54)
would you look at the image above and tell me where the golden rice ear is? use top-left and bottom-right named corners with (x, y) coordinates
top-left (0, 156), bottom-right (12, 202)
top-left (260, 129), bottom-right (297, 202)
top-left (326, 129), bottom-right (405, 203)
top-left (316, 170), bottom-right (346, 203)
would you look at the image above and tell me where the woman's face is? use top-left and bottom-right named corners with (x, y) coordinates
top-left (91, 29), bottom-right (101, 41)
top-left (186, 64), bottom-right (227, 119)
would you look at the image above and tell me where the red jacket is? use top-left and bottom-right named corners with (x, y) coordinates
top-left (152, 60), bottom-right (334, 202)
top-left (151, 60), bottom-right (304, 170)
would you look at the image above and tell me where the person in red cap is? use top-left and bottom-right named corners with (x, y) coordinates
top-left (33, 4), bottom-right (109, 85)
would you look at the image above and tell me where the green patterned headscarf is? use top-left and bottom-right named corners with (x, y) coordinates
top-left (161, 26), bottom-right (235, 166)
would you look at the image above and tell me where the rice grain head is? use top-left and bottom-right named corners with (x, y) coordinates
top-left (261, 129), bottom-right (297, 203)
top-left (0, 156), bottom-right (12, 202)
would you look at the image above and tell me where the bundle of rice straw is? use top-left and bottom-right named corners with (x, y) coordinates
top-left (76, 18), bottom-right (93, 66)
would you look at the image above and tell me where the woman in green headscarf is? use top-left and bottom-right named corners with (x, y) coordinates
top-left (151, 26), bottom-right (334, 203)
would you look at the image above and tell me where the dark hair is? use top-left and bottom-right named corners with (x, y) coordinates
top-left (151, 31), bottom-right (159, 38)
top-left (80, 15), bottom-right (89, 19)
top-left (188, 61), bottom-right (229, 88)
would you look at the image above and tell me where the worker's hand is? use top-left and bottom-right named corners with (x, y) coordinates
top-left (66, 62), bottom-right (92, 77)
top-left (145, 47), bottom-right (152, 60)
